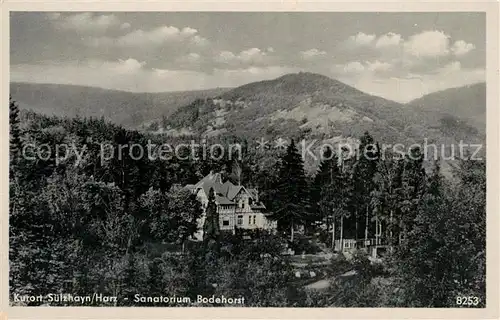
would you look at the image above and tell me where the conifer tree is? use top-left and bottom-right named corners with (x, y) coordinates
top-left (9, 96), bottom-right (22, 168)
top-left (312, 146), bottom-right (336, 217)
top-left (371, 157), bottom-right (404, 250)
top-left (313, 146), bottom-right (345, 248)
top-left (351, 132), bottom-right (379, 243)
top-left (427, 158), bottom-right (443, 197)
top-left (399, 145), bottom-right (426, 243)
top-left (271, 139), bottom-right (310, 241)
top-left (122, 252), bottom-right (139, 305)
top-left (147, 258), bottom-right (164, 297)
top-left (203, 188), bottom-right (220, 245)
top-left (201, 187), bottom-right (221, 292)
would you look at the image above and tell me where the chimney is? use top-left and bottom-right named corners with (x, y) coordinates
top-left (214, 172), bottom-right (222, 184)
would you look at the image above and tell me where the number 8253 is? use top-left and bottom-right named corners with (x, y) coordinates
top-left (456, 296), bottom-right (480, 306)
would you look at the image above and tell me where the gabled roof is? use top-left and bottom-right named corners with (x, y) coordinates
top-left (247, 188), bottom-right (258, 199)
top-left (227, 185), bottom-right (244, 200)
top-left (190, 171), bottom-right (247, 201)
top-left (188, 171), bottom-right (266, 210)
top-left (193, 171), bottom-right (224, 197)
top-left (215, 195), bottom-right (234, 205)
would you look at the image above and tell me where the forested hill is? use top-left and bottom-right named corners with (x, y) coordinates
top-left (10, 82), bottom-right (228, 129)
top-left (159, 72), bottom-right (485, 148)
top-left (407, 82), bottom-right (486, 135)
top-left (11, 75), bottom-right (486, 150)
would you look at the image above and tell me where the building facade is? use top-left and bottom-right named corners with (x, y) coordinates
top-left (185, 171), bottom-right (277, 240)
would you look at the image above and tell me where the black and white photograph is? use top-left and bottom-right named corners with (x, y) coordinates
top-left (6, 9), bottom-right (492, 312)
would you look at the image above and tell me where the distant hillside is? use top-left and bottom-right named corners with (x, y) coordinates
top-left (162, 72), bottom-right (477, 145)
top-left (11, 76), bottom-right (486, 150)
top-left (10, 82), bottom-right (229, 128)
top-left (408, 82), bottom-right (486, 135)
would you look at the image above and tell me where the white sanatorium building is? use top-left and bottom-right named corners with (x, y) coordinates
top-left (185, 171), bottom-right (277, 240)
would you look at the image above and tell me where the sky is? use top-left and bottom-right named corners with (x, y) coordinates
top-left (10, 12), bottom-right (485, 102)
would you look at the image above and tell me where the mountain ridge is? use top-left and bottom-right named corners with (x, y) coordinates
top-left (10, 82), bottom-right (229, 128)
top-left (163, 72), bottom-right (432, 144)
top-left (10, 74), bottom-right (486, 147)
top-left (406, 82), bottom-right (486, 134)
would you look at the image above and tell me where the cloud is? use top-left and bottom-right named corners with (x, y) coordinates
top-left (56, 13), bottom-right (121, 33)
top-left (85, 25), bottom-right (209, 48)
top-left (11, 61), bottom-right (297, 92)
top-left (375, 32), bottom-right (402, 48)
top-left (348, 32), bottom-right (376, 46)
top-left (333, 64), bottom-right (484, 103)
top-left (403, 30), bottom-right (450, 57)
top-left (215, 47), bottom-right (273, 65)
top-left (451, 40), bottom-right (475, 56)
top-left (437, 61), bottom-right (462, 73)
top-left (99, 58), bottom-right (146, 73)
top-left (330, 57), bottom-right (483, 102)
top-left (340, 29), bottom-right (479, 87)
top-left (342, 61), bottom-right (365, 73)
top-left (335, 28), bottom-right (483, 102)
top-left (345, 30), bottom-right (477, 66)
top-left (238, 48), bottom-right (267, 63)
top-left (365, 60), bottom-right (393, 72)
top-left (300, 49), bottom-right (327, 60)
top-left (176, 53), bottom-right (202, 66)
top-left (333, 60), bottom-right (392, 75)
top-left (183, 52), bottom-right (201, 62)
top-left (154, 66), bottom-right (298, 89)
top-left (191, 35), bottom-right (209, 46)
top-left (120, 22), bottom-right (131, 30)
top-left (117, 26), bottom-right (202, 47)
top-left (216, 51), bottom-right (237, 63)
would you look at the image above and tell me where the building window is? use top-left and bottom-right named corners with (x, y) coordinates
top-left (253, 215), bottom-right (256, 225)
top-left (222, 220), bottom-right (229, 226)
top-left (248, 215), bottom-right (252, 224)
top-left (237, 215), bottom-right (243, 225)
top-left (249, 198), bottom-right (253, 206)
top-left (376, 220), bottom-right (382, 236)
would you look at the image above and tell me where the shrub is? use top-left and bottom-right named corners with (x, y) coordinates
top-left (290, 235), bottom-right (322, 255)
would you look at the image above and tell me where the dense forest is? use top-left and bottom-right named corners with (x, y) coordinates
top-left (9, 96), bottom-right (486, 307)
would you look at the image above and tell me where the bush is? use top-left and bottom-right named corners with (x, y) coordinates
top-left (325, 254), bottom-right (352, 277)
top-left (290, 235), bottom-right (322, 255)
top-left (317, 228), bottom-right (333, 247)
